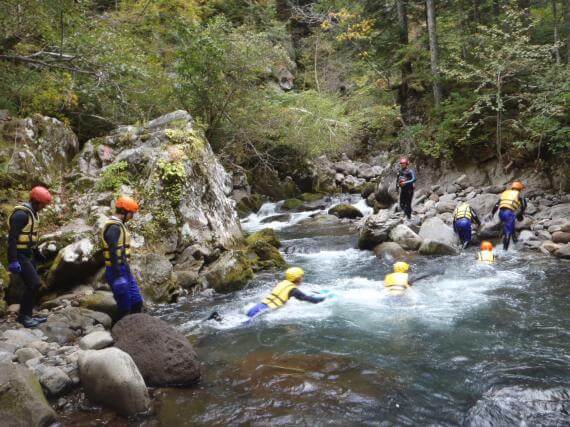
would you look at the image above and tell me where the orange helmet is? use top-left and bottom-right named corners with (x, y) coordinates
top-left (115, 196), bottom-right (139, 213)
top-left (511, 181), bottom-right (524, 191)
top-left (480, 241), bottom-right (493, 251)
top-left (30, 186), bottom-right (52, 205)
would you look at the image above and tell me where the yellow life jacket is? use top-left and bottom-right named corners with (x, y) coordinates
top-left (384, 272), bottom-right (410, 296)
top-left (101, 218), bottom-right (131, 267)
top-left (453, 203), bottom-right (472, 221)
top-left (8, 205), bottom-right (39, 251)
top-left (262, 280), bottom-right (297, 309)
top-left (477, 250), bottom-right (495, 264)
top-left (499, 190), bottom-right (521, 211)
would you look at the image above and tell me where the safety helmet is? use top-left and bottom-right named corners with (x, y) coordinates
top-left (399, 157), bottom-right (409, 166)
top-left (285, 267), bottom-right (305, 282)
top-left (30, 186), bottom-right (52, 205)
top-left (511, 181), bottom-right (524, 191)
top-left (393, 262), bottom-right (410, 273)
top-left (480, 241), bottom-right (493, 251)
top-left (115, 196), bottom-right (139, 213)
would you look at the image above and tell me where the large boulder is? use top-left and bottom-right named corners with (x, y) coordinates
top-left (552, 231), bottom-right (570, 244)
top-left (328, 204), bottom-right (364, 219)
top-left (358, 211), bottom-right (401, 250)
top-left (112, 314), bottom-right (200, 387)
top-left (201, 250), bottom-right (253, 292)
top-left (0, 363), bottom-right (57, 427)
top-left (554, 244), bottom-right (570, 259)
top-left (418, 217), bottom-right (459, 255)
top-left (79, 291), bottom-right (118, 319)
top-left (468, 193), bottom-right (498, 217)
top-left (130, 253), bottom-right (180, 303)
top-left (79, 348), bottom-right (150, 417)
top-left (389, 224), bottom-right (423, 251)
top-left (373, 242), bottom-right (406, 260)
top-left (245, 229), bottom-right (285, 271)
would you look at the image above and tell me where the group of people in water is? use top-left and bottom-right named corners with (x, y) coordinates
top-left (5, 158), bottom-right (528, 327)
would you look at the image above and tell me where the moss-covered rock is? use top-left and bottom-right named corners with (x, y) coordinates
top-left (299, 193), bottom-right (323, 202)
top-left (79, 291), bottom-right (119, 320)
top-left (245, 228), bottom-right (285, 271)
top-left (202, 250), bottom-right (254, 293)
top-left (236, 194), bottom-right (264, 217)
top-left (130, 253), bottom-right (180, 304)
top-left (245, 228), bottom-right (281, 248)
top-left (282, 198), bottom-right (304, 211)
top-left (328, 204), bottom-right (364, 219)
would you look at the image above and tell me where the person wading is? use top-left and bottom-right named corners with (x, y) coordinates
top-left (101, 196), bottom-right (144, 319)
top-left (476, 241), bottom-right (495, 264)
top-left (396, 157), bottom-right (416, 220)
top-left (7, 186), bottom-right (52, 328)
top-left (491, 181), bottom-right (527, 250)
top-left (453, 202), bottom-right (481, 249)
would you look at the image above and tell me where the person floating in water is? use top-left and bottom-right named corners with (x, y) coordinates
top-left (476, 241), bottom-right (495, 264)
top-left (383, 262), bottom-right (446, 297)
top-left (246, 267), bottom-right (325, 319)
top-left (396, 157), bottom-right (416, 220)
top-left (491, 181), bottom-right (527, 250)
top-left (452, 201), bottom-right (481, 249)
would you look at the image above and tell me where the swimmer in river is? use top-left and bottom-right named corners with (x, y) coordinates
top-left (383, 262), bottom-right (446, 296)
top-left (476, 241), bottom-right (495, 265)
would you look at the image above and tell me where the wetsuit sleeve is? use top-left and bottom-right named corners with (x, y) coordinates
top-left (471, 208), bottom-right (481, 225)
top-left (103, 224), bottom-right (122, 276)
top-left (520, 197), bottom-right (527, 215)
top-left (404, 169), bottom-right (417, 185)
top-left (491, 202), bottom-right (499, 216)
top-left (290, 288), bottom-right (325, 304)
top-left (7, 210), bottom-right (29, 263)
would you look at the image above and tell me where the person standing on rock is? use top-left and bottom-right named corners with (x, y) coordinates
top-left (7, 186), bottom-right (52, 328)
top-left (452, 202), bottom-right (481, 249)
top-left (102, 196), bottom-right (143, 319)
top-left (396, 157), bottom-right (416, 220)
top-left (491, 181), bottom-right (527, 251)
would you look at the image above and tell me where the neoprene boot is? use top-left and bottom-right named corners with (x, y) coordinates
top-left (462, 241), bottom-right (469, 249)
top-left (503, 235), bottom-right (510, 251)
top-left (32, 315), bottom-right (48, 323)
top-left (18, 316), bottom-right (39, 328)
top-left (512, 233), bottom-right (518, 243)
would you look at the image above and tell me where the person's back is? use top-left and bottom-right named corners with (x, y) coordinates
top-left (384, 262), bottom-right (410, 296)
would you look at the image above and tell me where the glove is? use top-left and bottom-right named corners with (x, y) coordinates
top-left (8, 261), bottom-right (22, 274)
top-left (399, 179), bottom-right (406, 188)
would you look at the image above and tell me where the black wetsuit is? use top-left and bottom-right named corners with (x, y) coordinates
top-left (7, 206), bottom-right (41, 320)
top-left (397, 167), bottom-right (417, 219)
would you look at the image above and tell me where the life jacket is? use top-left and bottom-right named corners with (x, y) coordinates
top-left (384, 272), bottom-right (410, 296)
top-left (101, 217), bottom-right (131, 267)
top-left (262, 280), bottom-right (297, 309)
top-left (453, 203), bottom-right (472, 221)
top-left (477, 250), bottom-right (495, 264)
top-left (8, 204), bottom-right (39, 251)
top-left (499, 190), bottom-right (521, 211)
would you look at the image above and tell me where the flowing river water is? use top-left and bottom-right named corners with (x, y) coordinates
top-left (67, 196), bottom-right (570, 426)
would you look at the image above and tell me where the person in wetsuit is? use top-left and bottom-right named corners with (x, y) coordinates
top-left (396, 157), bottom-right (416, 220)
top-left (491, 181), bottom-right (527, 251)
top-left (101, 196), bottom-right (143, 320)
top-left (7, 186), bottom-right (53, 328)
top-left (476, 241), bottom-right (495, 264)
top-left (452, 202), bottom-right (481, 249)
top-left (383, 261), bottom-right (446, 297)
top-left (246, 267), bottom-right (325, 319)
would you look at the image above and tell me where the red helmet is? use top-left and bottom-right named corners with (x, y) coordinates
top-left (116, 196), bottom-right (139, 213)
top-left (399, 157), bottom-right (409, 165)
top-left (30, 186), bottom-right (52, 205)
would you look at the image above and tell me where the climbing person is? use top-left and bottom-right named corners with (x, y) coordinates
top-left (476, 241), bottom-right (495, 264)
top-left (453, 201), bottom-right (481, 249)
top-left (396, 157), bottom-right (416, 220)
top-left (101, 196), bottom-right (144, 320)
top-left (383, 262), bottom-right (446, 297)
top-left (7, 186), bottom-right (53, 328)
top-left (246, 267), bottom-right (325, 319)
top-left (491, 181), bottom-right (527, 251)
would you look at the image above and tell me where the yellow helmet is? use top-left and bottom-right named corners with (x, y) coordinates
top-left (393, 262), bottom-right (410, 273)
top-left (285, 267), bottom-right (305, 282)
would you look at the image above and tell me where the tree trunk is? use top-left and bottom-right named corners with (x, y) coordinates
top-left (493, 0), bottom-right (500, 17)
top-left (553, 0), bottom-right (562, 65)
top-left (426, 0), bottom-right (442, 107)
top-left (564, 0), bottom-right (570, 63)
top-left (396, 0), bottom-right (413, 123)
top-left (472, 0), bottom-right (480, 23)
top-left (496, 73), bottom-right (502, 162)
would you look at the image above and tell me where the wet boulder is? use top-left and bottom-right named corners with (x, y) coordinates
top-left (389, 224), bottom-right (422, 251)
top-left (328, 204), bottom-right (364, 219)
top-left (342, 175), bottom-right (367, 193)
top-left (358, 211), bottom-right (401, 250)
top-left (554, 243), bottom-right (570, 259)
top-left (112, 314), bottom-right (200, 387)
top-left (418, 217), bottom-right (459, 255)
top-left (282, 198), bottom-right (304, 211)
top-left (79, 331), bottom-right (114, 350)
top-left (373, 242), bottom-right (406, 260)
top-left (201, 250), bottom-right (254, 292)
top-left (130, 253), bottom-right (180, 303)
top-left (467, 193), bottom-right (498, 216)
top-left (79, 291), bottom-right (118, 319)
top-left (552, 231), bottom-right (570, 244)
top-left (79, 348), bottom-right (150, 417)
top-left (0, 363), bottom-right (57, 427)
top-left (245, 229), bottom-right (285, 271)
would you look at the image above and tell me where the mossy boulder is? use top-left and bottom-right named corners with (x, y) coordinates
top-left (202, 250), bottom-right (254, 293)
top-left (245, 228), bottom-right (281, 248)
top-left (328, 204), bottom-right (364, 219)
top-left (245, 229), bottom-right (285, 271)
top-left (282, 198), bottom-right (304, 211)
top-left (130, 253), bottom-right (180, 304)
top-left (236, 194), bottom-right (264, 217)
top-left (299, 193), bottom-right (323, 203)
top-left (79, 291), bottom-right (119, 320)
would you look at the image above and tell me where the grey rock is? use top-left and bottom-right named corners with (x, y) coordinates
top-left (0, 352), bottom-right (14, 363)
top-left (373, 242), bottom-right (406, 260)
top-left (0, 342), bottom-right (17, 354)
top-left (15, 348), bottom-right (43, 364)
top-left (437, 200), bottom-right (456, 214)
top-left (201, 250), bottom-right (254, 293)
top-left (39, 321), bottom-right (76, 345)
top-left (79, 331), bottom-right (113, 350)
top-left (37, 366), bottom-right (72, 397)
top-left (79, 348), bottom-right (150, 417)
top-left (418, 217), bottom-right (459, 255)
top-left (2, 329), bottom-right (39, 349)
top-left (518, 230), bottom-right (537, 242)
top-left (468, 193), bottom-right (499, 216)
top-left (389, 224), bottom-right (422, 251)
top-left (552, 231), bottom-right (570, 244)
top-left (358, 211), bottom-right (402, 250)
top-left (554, 244), bottom-right (570, 259)
top-left (130, 253), bottom-right (179, 303)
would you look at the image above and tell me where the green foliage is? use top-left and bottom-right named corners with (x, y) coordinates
top-left (95, 161), bottom-right (131, 192)
top-left (157, 159), bottom-right (186, 206)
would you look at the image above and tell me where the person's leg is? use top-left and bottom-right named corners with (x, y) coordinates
top-left (246, 303), bottom-right (269, 319)
top-left (18, 256), bottom-right (41, 323)
top-left (499, 209), bottom-right (515, 250)
top-left (402, 189), bottom-right (413, 219)
top-left (127, 268), bottom-right (143, 314)
top-left (107, 265), bottom-right (131, 319)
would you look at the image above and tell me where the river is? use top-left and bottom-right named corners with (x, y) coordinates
top-left (69, 196), bottom-right (570, 425)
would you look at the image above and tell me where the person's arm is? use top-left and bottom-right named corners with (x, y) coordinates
top-left (491, 202), bottom-right (499, 216)
top-left (403, 169), bottom-right (417, 185)
top-left (7, 210), bottom-right (29, 263)
top-left (471, 208), bottom-right (481, 226)
top-left (290, 288), bottom-right (325, 304)
top-left (396, 172), bottom-right (401, 192)
top-left (519, 197), bottom-right (527, 216)
top-left (103, 224), bottom-right (123, 276)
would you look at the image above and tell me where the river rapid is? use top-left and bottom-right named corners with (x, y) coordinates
top-left (71, 196), bottom-right (569, 426)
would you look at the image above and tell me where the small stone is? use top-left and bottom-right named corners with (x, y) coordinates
top-left (2, 329), bottom-right (39, 348)
top-left (38, 365), bottom-right (73, 397)
top-left (79, 330), bottom-right (114, 350)
top-left (26, 340), bottom-right (51, 355)
top-left (25, 356), bottom-right (42, 369)
top-left (15, 347), bottom-right (43, 363)
top-left (0, 351), bottom-right (14, 363)
top-left (7, 304), bottom-right (20, 314)
top-left (0, 342), bottom-right (17, 354)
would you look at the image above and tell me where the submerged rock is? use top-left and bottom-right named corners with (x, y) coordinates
top-left (112, 314), bottom-right (200, 387)
top-left (79, 348), bottom-right (150, 417)
top-left (328, 204), bottom-right (363, 219)
top-left (0, 363), bottom-right (57, 427)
